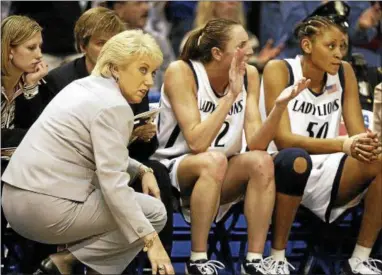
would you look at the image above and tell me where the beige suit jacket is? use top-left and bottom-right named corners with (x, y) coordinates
top-left (2, 75), bottom-right (155, 243)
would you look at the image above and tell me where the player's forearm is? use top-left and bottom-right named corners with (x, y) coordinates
top-left (275, 134), bottom-right (345, 154)
top-left (248, 105), bottom-right (285, 151)
top-left (187, 93), bottom-right (237, 153)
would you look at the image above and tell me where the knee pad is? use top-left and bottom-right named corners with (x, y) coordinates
top-left (274, 148), bottom-right (312, 196)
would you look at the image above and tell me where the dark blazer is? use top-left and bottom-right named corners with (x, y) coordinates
top-left (1, 88), bottom-right (54, 149)
top-left (43, 56), bottom-right (158, 161)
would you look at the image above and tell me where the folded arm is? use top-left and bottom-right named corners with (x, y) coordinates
top-left (90, 105), bottom-right (155, 243)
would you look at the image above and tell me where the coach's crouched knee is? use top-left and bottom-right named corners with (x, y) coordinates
top-left (274, 148), bottom-right (312, 196)
top-left (150, 199), bottom-right (168, 233)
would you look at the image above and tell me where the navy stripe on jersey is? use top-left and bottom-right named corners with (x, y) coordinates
top-left (307, 73), bottom-right (328, 97)
top-left (162, 61), bottom-right (196, 148)
top-left (157, 101), bottom-right (161, 133)
top-left (284, 60), bottom-right (294, 87)
top-left (324, 154), bottom-right (347, 223)
top-left (164, 124), bottom-right (180, 148)
top-left (338, 64), bottom-right (345, 106)
top-left (285, 59), bottom-right (343, 99)
top-left (244, 70), bottom-right (248, 91)
top-left (186, 60), bottom-right (199, 90)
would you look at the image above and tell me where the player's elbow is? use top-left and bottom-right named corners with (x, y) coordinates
top-left (274, 135), bottom-right (294, 150)
top-left (189, 144), bottom-right (209, 155)
top-left (188, 140), bottom-right (209, 154)
top-left (247, 143), bottom-right (268, 152)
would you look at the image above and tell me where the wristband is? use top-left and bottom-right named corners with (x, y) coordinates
top-left (342, 137), bottom-right (354, 156)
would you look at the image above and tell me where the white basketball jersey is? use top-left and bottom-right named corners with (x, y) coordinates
top-left (259, 55), bottom-right (345, 169)
top-left (152, 60), bottom-right (247, 164)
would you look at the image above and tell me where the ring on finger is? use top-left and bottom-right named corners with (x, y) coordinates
top-left (158, 265), bottom-right (165, 270)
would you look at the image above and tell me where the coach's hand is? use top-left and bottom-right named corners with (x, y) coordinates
top-left (134, 122), bottom-right (156, 143)
top-left (144, 232), bottom-right (174, 275)
top-left (142, 172), bottom-right (161, 200)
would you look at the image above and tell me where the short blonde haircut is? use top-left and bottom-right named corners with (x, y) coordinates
top-left (194, 1), bottom-right (246, 29)
top-left (74, 7), bottom-right (126, 53)
top-left (1, 15), bottom-right (42, 76)
top-left (92, 29), bottom-right (163, 78)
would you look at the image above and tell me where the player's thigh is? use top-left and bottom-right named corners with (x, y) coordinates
top-left (221, 150), bottom-right (274, 204)
top-left (177, 151), bottom-right (228, 197)
top-left (335, 157), bottom-right (381, 206)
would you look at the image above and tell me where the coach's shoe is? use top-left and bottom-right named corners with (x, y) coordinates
top-left (265, 256), bottom-right (295, 275)
top-left (240, 258), bottom-right (268, 274)
top-left (341, 257), bottom-right (382, 274)
top-left (185, 259), bottom-right (225, 275)
top-left (33, 257), bottom-right (61, 274)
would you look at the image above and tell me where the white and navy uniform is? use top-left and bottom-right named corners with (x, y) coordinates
top-left (151, 60), bottom-right (247, 222)
top-left (259, 55), bottom-right (365, 223)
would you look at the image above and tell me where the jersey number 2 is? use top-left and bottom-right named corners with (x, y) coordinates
top-left (307, 122), bottom-right (329, 138)
top-left (215, 122), bottom-right (230, 147)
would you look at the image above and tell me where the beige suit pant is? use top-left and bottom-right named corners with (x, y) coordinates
top-left (2, 184), bottom-right (167, 274)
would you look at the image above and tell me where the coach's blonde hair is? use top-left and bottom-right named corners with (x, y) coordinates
top-left (92, 29), bottom-right (163, 78)
top-left (1, 15), bottom-right (42, 76)
top-left (74, 7), bottom-right (126, 53)
top-left (194, 1), bottom-right (246, 29)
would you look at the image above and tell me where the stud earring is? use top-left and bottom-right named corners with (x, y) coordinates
top-left (111, 67), bottom-right (119, 83)
top-left (9, 54), bottom-right (13, 60)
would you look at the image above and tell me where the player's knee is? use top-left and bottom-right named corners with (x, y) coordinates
top-left (248, 151), bottom-right (275, 191)
top-left (372, 159), bottom-right (382, 188)
top-left (201, 151), bottom-right (228, 184)
top-left (274, 148), bottom-right (312, 196)
top-left (249, 151), bottom-right (274, 181)
top-left (372, 159), bottom-right (382, 177)
top-left (294, 156), bottom-right (309, 174)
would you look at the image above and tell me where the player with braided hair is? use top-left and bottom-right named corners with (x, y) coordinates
top-left (260, 15), bottom-right (382, 274)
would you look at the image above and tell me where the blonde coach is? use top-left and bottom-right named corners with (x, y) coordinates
top-left (2, 30), bottom-right (174, 275)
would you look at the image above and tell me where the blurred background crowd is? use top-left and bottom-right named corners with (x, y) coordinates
top-left (3, 0), bottom-right (380, 131)
top-left (1, 1), bottom-right (380, 71)
top-left (1, 1), bottom-right (381, 113)
top-left (0, 1), bottom-right (381, 274)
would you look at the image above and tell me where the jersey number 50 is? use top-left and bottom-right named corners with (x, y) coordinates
top-left (306, 121), bottom-right (329, 139)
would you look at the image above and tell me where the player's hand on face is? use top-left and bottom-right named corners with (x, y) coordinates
top-left (275, 78), bottom-right (311, 108)
top-left (228, 47), bottom-right (246, 98)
